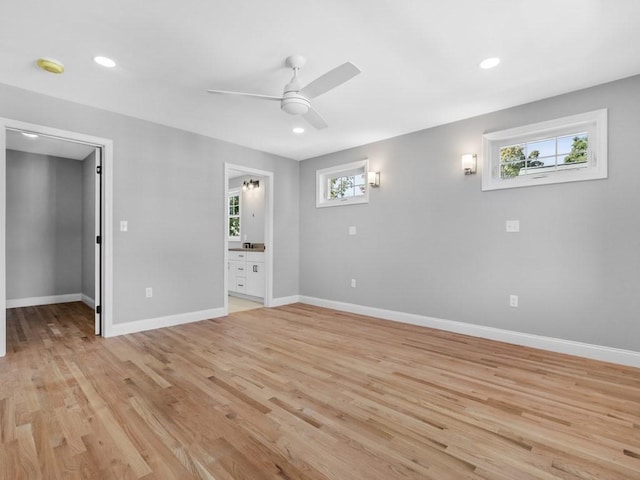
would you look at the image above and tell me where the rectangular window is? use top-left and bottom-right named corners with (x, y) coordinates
top-left (482, 109), bottom-right (607, 191)
top-left (316, 159), bottom-right (369, 208)
top-left (228, 188), bottom-right (241, 241)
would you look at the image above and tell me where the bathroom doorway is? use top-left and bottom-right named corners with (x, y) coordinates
top-left (224, 164), bottom-right (274, 314)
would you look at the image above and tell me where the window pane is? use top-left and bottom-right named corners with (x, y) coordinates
top-left (560, 133), bottom-right (588, 164)
top-left (329, 176), bottom-right (353, 199)
top-left (354, 175), bottom-right (365, 195)
top-left (500, 163), bottom-right (521, 178)
top-left (525, 158), bottom-right (546, 170)
top-left (229, 217), bottom-right (240, 237)
top-left (500, 145), bottom-right (526, 163)
top-left (526, 138), bottom-right (555, 159)
top-left (229, 195), bottom-right (240, 215)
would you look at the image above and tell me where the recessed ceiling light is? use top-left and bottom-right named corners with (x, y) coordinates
top-left (479, 57), bottom-right (500, 69)
top-left (94, 56), bottom-right (117, 68)
top-left (292, 127), bottom-right (305, 134)
top-left (21, 132), bottom-right (39, 139)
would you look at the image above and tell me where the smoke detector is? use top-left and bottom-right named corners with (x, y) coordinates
top-left (37, 58), bottom-right (64, 74)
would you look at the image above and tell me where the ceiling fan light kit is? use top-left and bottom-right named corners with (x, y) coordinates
top-left (281, 92), bottom-right (310, 115)
top-left (207, 55), bottom-right (360, 130)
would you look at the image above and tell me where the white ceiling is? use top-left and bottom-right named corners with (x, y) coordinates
top-left (1, 0), bottom-right (639, 161)
top-left (6, 129), bottom-right (95, 160)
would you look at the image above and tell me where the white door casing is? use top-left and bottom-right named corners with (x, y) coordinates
top-left (0, 118), bottom-right (114, 356)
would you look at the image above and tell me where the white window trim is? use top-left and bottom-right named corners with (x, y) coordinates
top-left (228, 187), bottom-right (241, 241)
top-left (316, 159), bottom-right (370, 208)
top-left (482, 109), bottom-right (608, 191)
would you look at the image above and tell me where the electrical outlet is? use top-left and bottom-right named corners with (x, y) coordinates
top-left (351, 279), bottom-right (357, 288)
top-left (146, 287), bottom-right (153, 298)
top-left (349, 226), bottom-right (357, 235)
top-left (509, 294), bottom-right (518, 307)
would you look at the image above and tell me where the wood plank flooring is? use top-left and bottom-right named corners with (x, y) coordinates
top-left (1, 301), bottom-right (639, 479)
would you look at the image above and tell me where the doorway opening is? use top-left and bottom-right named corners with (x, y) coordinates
top-left (224, 164), bottom-right (274, 314)
top-left (0, 118), bottom-right (113, 357)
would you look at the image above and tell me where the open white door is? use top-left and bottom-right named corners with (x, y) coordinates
top-left (94, 147), bottom-right (102, 335)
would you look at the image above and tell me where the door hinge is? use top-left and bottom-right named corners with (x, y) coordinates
top-left (96, 165), bottom-right (102, 174)
top-left (96, 305), bottom-right (101, 314)
top-left (96, 235), bottom-right (101, 244)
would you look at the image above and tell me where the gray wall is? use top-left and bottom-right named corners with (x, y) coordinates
top-left (81, 150), bottom-right (96, 300)
top-left (299, 74), bottom-right (640, 352)
top-left (0, 82), bottom-right (300, 324)
top-left (6, 150), bottom-right (83, 299)
top-left (229, 175), bottom-right (265, 246)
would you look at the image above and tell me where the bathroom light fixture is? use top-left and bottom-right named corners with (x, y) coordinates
top-left (21, 132), bottom-right (39, 139)
top-left (479, 57), bottom-right (500, 69)
top-left (242, 179), bottom-right (260, 191)
top-left (37, 58), bottom-right (64, 74)
top-left (292, 127), bottom-right (305, 134)
top-left (94, 56), bottom-right (117, 68)
top-left (368, 171), bottom-right (380, 187)
top-left (461, 154), bottom-right (477, 175)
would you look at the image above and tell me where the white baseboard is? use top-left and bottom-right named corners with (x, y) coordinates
top-left (270, 295), bottom-right (301, 307)
top-left (105, 307), bottom-right (226, 338)
top-left (6, 293), bottom-right (82, 309)
top-left (298, 296), bottom-right (640, 368)
top-left (81, 294), bottom-right (95, 309)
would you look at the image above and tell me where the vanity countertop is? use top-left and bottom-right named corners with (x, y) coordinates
top-left (229, 247), bottom-right (265, 252)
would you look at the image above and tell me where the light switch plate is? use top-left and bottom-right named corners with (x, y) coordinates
top-left (120, 220), bottom-right (128, 232)
top-left (510, 294), bottom-right (519, 307)
top-left (506, 220), bottom-right (520, 233)
top-left (348, 226), bottom-right (357, 235)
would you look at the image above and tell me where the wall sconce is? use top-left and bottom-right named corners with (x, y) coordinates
top-left (461, 154), bottom-right (477, 175)
top-left (242, 179), bottom-right (260, 191)
top-left (368, 171), bottom-right (380, 188)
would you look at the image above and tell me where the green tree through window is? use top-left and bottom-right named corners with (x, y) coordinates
top-left (228, 190), bottom-right (240, 240)
top-left (564, 136), bottom-right (588, 164)
top-left (500, 135), bottom-right (588, 178)
top-left (500, 146), bottom-right (543, 178)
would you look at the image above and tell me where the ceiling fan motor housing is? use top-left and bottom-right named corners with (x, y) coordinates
top-left (281, 92), bottom-right (310, 115)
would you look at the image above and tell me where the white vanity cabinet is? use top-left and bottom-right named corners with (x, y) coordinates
top-left (246, 252), bottom-right (265, 298)
top-left (228, 250), bottom-right (264, 298)
top-left (228, 251), bottom-right (248, 293)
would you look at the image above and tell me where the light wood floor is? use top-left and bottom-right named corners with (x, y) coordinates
top-left (1, 302), bottom-right (639, 479)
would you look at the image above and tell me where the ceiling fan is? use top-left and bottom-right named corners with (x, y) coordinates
top-left (207, 55), bottom-right (361, 130)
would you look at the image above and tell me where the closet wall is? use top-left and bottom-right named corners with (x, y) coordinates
top-left (6, 149), bottom-right (92, 303)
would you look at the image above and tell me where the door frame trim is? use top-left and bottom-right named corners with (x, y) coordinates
top-left (0, 118), bottom-right (114, 356)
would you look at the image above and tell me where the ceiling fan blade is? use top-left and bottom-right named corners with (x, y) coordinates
top-left (207, 89), bottom-right (282, 101)
top-left (299, 62), bottom-right (361, 99)
top-left (303, 107), bottom-right (328, 130)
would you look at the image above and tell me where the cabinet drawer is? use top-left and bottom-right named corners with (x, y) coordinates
top-left (234, 277), bottom-right (247, 293)
top-left (247, 252), bottom-right (264, 262)
top-left (229, 251), bottom-right (247, 261)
